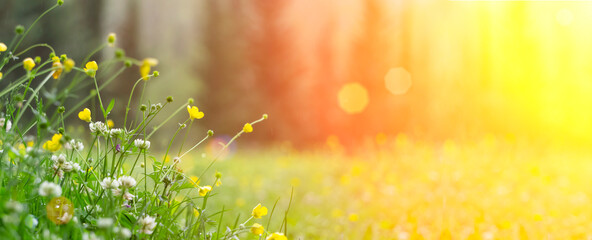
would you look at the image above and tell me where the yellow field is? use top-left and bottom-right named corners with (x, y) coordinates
top-left (190, 135), bottom-right (592, 239)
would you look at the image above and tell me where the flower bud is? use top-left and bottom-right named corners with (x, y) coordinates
top-left (166, 96), bottom-right (173, 103)
top-left (15, 25), bottom-right (24, 35)
top-left (207, 130), bottom-right (214, 137)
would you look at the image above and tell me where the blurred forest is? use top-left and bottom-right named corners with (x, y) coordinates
top-left (3, 0), bottom-right (592, 148)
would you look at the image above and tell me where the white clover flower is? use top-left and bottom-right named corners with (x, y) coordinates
top-left (89, 121), bottom-right (108, 135)
top-left (72, 162), bottom-right (81, 172)
top-left (5, 200), bottom-right (23, 213)
top-left (0, 118), bottom-right (11, 132)
top-left (109, 128), bottom-right (123, 137)
top-left (97, 218), bottom-right (113, 228)
top-left (51, 154), bottom-right (66, 164)
top-left (66, 139), bottom-right (84, 151)
top-left (62, 161), bottom-right (73, 172)
top-left (115, 227), bottom-right (132, 239)
top-left (118, 176), bottom-right (136, 188)
top-left (84, 205), bottom-right (102, 213)
top-left (138, 215), bottom-right (157, 235)
top-left (82, 232), bottom-right (102, 240)
top-left (122, 191), bottom-right (134, 201)
top-left (100, 177), bottom-right (120, 190)
top-left (134, 139), bottom-right (150, 150)
top-left (39, 181), bottom-right (62, 197)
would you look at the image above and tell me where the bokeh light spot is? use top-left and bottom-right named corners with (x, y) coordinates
top-left (556, 9), bottom-right (573, 26)
top-left (337, 82), bottom-right (369, 114)
top-left (384, 67), bottom-right (412, 95)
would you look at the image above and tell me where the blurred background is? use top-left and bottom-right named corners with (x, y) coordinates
top-left (3, 0), bottom-right (592, 149)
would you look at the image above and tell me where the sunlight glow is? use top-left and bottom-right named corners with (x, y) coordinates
top-left (338, 82), bottom-right (369, 114)
top-left (384, 67), bottom-right (412, 95)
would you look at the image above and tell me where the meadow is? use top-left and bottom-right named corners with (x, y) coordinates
top-left (201, 136), bottom-right (592, 239)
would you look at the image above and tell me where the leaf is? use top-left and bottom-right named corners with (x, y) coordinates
top-left (106, 99), bottom-right (115, 115)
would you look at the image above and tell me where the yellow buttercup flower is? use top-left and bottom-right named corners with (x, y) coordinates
top-left (64, 59), bottom-right (75, 73)
top-left (106, 119), bottom-right (114, 128)
top-left (23, 58), bottom-right (35, 71)
top-left (348, 213), bottom-right (359, 222)
top-left (78, 108), bottom-right (91, 122)
top-left (266, 232), bottom-right (287, 240)
top-left (193, 208), bottom-right (200, 218)
top-left (251, 223), bottom-right (264, 235)
top-left (199, 185), bottom-right (212, 196)
top-left (139, 58), bottom-right (158, 81)
top-left (84, 61), bottom-right (98, 77)
top-left (0, 72), bottom-right (3, 79)
top-left (251, 204), bottom-right (268, 219)
top-left (47, 196), bottom-right (74, 225)
top-left (42, 133), bottom-right (62, 152)
top-left (0, 43), bottom-right (6, 52)
top-left (190, 176), bottom-right (200, 187)
top-left (187, 105), bottom-right (204, 120)
top-left (52, 61), bottom-right (63, 79)
top-left (243, 123), bottom-right (253, 133)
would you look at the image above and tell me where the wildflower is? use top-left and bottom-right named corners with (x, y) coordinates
top-left (0, 72), bottom-right (2, 79)
top-left (39, 181), bottom-right (61, 197)
top-left (0, 43), bottom-right (6, 52)
top-left (251, 223), bottom-right (264, 235)
top-left (97, 218), bottom-right (114, 228)
top-left (82, 232), bottom-right (99, 240)
top-left (109, 128), bottom-right (123, 138)
top-left (106, 119), bottom-right (114, 128)
top-left (193, 208), bottom-right (200, 218)
top-left (84, 61), bottom-right (98, 77)
top-left (115, 227), bottom-right (132, 239)
top-left (134, 139), bottom-right (150, 150)
top-left (89, 121), bottom-right (108, 135)
top-left (187, 105), bottom-right (204, 120)
top-left (348, 213), bottom-right (359, 222)
top-left (139, 58), bottom-right (158, 80)
top-left (190, 176), bottom-right (200, 186)
top-left (100, 177), bottom-right (120, 190)
top-left (0, 118), bottom-right (12, 131)
top-left (252, 204), bottom-right (268, 219)
top-left (138, 215), bottom-right (157, 235)
top-left (78, 108), bottom-right (92, 122)
top-left (42, 133), bottom-right (62, 152)
top-left (266, 232), bottom-right (288, 240)
top-left (115, 144), bottom-right (123, 153)
top-left (118, 176), bottom-right (137, 188)
top-left (199, 186), bottom-right (212, 196)
top-left (23, 58), bottom-right (35, 71)
top-left (51, 57), bottom-right (63, 79)
top-left (243, 123), bottom-right (253, 133)
top-left (66, 139), bottom-right (84, 151)
top-left (64, 58), bottom-right (75, 73)
top-left (107, 33), bottom-right (116, 46)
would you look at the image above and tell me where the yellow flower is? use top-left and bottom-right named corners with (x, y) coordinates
top-left (243, 123), bottom-right (253, 133)
top-left (23, 58), bottom-right (35, 71)
top-left (251, 204), bottom-right (268, 219)
top-left (193, 208), bottom-right (200, 218)
top-left (42, 134), bottom-right (62, 152)
top-left (187, 105), bottom-right (204, 120)
top-left (251, 223), bottom-right (264, 235)
top-left (190, 176), bottom-right (200, 186)
top-left (140, 58), bottom-right (158, 81)
top-left (84, 61), bottom-right (98, 77)
top-left (0, 72), bottom-right (3, 79)
top-left (106, 119), bottom-right (114, 128)
top-left (47, 196), bottom-right (74, 225)
top-left (215, 179), bottom-right (222, 187)
top-left (266, 232), bottom-right (287, 240)
top-left (348, 213), bottom-right (359, 222)
top-left (52, 61), bottom-right (63, 79)
top-left (78, 108), bottom-right (91, 122)
top-left (0, 43), bottom-right (6, 52)
top-left (64, 59), bottom-right (75, 73)
top-left (199, 185), bottom-right (212, 196)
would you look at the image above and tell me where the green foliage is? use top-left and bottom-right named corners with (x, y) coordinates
top-left (0, 2), bottom-right (275, 239)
